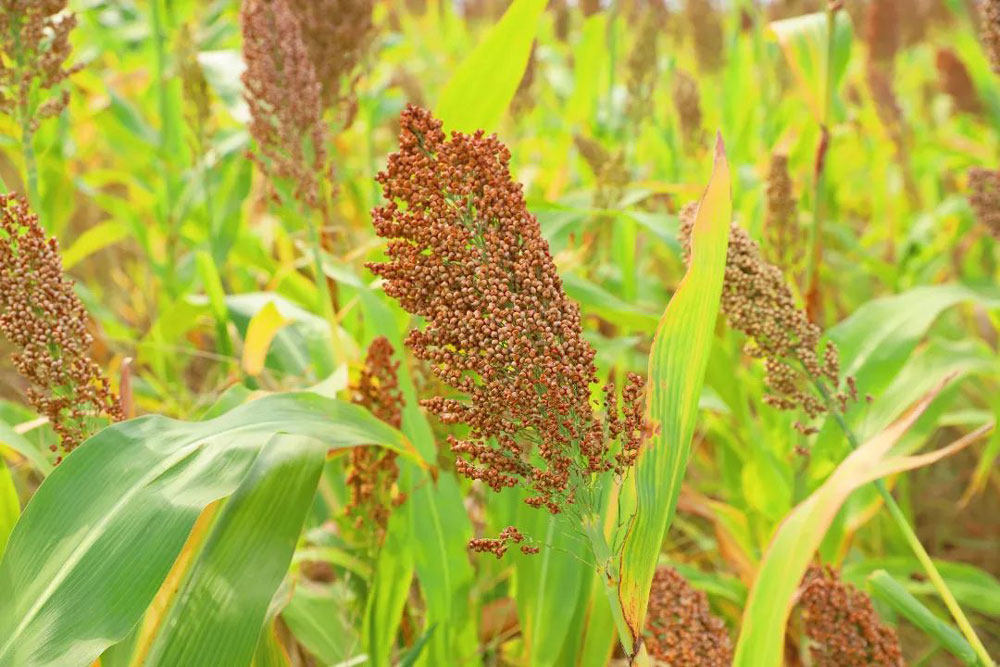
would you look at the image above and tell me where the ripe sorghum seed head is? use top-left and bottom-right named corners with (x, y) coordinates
top-left (0, 0), bottom-right (79, 129)
top-left (284, 0), bottom-right (375, 116)
top-left (470, 525), bottom-right (527, 559)
top-left (368, 106), bottom-right (647, 532)
top-left (346, 336), bottom-right (406, 540)
top-left (0, 194), bottom-right (123, 460)
top-left (680, 206), bottom-right (853, 427)
top-left (764, 153), bottom-right (800, 268)
top-left (799, 566), bottom-right (904, 667)
top-left (968, 167), bottom-right (1000, 240)
top-left (936, 48), bottom-right (982, 115)
top-left (644, 567), bottom-right (733, 665)
top-left (984, 0), bottom-right (1000, 74)
top-left (241, 0), bottom-right (332, 212)
top-left (672, 69), bottom-right (704, 150)
top-left (686, 0), bottom-right (724, 73)
top-left (865, 0), bottom-right (900, 67)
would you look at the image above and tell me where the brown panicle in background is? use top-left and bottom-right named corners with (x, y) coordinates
top-left (241, 0), bottom-right (332, 213)
top-left (286, 0), bottom-right (375, 119)
top-left (764, 153), bottom-right (800, 270)
top-left (680, 205), bottom-right (855, 434)
top-left (984, 0), bottom-right (1000, 74)
top-left (625, 9), bottom-right (660, 123)
top-left (935, 48), bottom-right (983, 116)
top-left (644, 567), bottom-right (733, 666)
top-left (573, 134), bottom-right (629, 210)
top-left (346, 336), bottom-right (406, 543)
top-left (368, 106), bottom-right (646, 551)
top-left (798, 566), bottom-right (904, 667)
top-left (672, 69), bottom-right (704, 150)
top-left (865, 0), bottom-right (900, 68)
top-left (686, 0), bottom-right (724, 73)
top-left (176, 25), bottom-right (212, 152)
top-left (511, 42), bottom-right (538, 116)
top-left (968, 167), bottom-right (1000, 240)
top-left (0, 0), bottom-right (79, 130)
top-left (0, 194), bottom-right (123, 461)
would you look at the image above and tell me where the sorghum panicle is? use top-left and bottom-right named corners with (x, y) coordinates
top-left (469, 525), bottom-right (538, 558)
top-left (936, 48), bottom-right (982, 115)
top-left (968, 167), bottom-right (1000, 240)
top-left (368, 106), bottom-right (646, 534)
top-left (764, 153), bottom-right (800, 269)
top-left (686, 0), bottom-right (724, 73)
top-left (574, 135), bottom-right (629, 210)
top-left (644, 567), bottom-right (733, 666)
top-left (625, 10), bottom-right (660, 123)
top-left (0, 0), bottom-right (78, 128)
top-left (865, 0), bottom-right (900, 67)
top-left (241, 0), bottom-right (331, 212)
top-left (346, 336), bottom-right (406, 540)
top-left (983, 0), bottom-right (1000, 74)
top-left (799, 566), bottom-right (904, 667)
top-left (176, 25), bottom-right (212, 147)
top-left (285, 0), bottom-right (375, 117)
top-left (672, 69), bottom-right (704, 150)
top-left (680, 206), bottom-right (854, 430)
top-left (0, 194), bottom-right (123, 460)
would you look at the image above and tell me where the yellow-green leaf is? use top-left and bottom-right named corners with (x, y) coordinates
top-left (242, 301), bottom-right (291, 377)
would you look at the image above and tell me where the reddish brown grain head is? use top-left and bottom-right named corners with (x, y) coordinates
top-left (241, 0), bottom-right (331, 212)
top-left (0, 194), bottom-right (123, 460)
top-left (672, 69), bottom-right (704, 149)
top-left (936, 48), bottom-right (982, 115)
top-left (865, 0), bottom-right (900, 67)
top-left (799, 566), bottom-right (904, 667)
top-left (680, 206), bottom-right (853, 432)
top-left (0, 0), bottom-right (79, 128)
top-left (984, 0), bottom-right (1000, 74)
top-left (686, 0), bottom-right (724, 73)
top-left (968, 167), bottom-right (1000, 241)
top-left (764, 153), bottom-right (800, 269)
top-left (644, 567), bottom-right (733, 665)
top-left (346, 336), bottom-right (406, 541)
top-left (368, 106), bottom-right (646, 536)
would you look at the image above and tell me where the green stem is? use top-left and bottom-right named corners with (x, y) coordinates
top-left (20, 115), bottom-right (39, 214)
top-left (818, 384), bottom-right (994, 667)
top-left (581, 513), bottom-right (634, 661)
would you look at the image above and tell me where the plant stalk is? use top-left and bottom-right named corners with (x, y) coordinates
top-left (581, 513), bottom-right (636, 662)
top-left (819, 384), bottom-right (994, 667)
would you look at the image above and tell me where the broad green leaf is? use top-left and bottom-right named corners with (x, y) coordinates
top-left (61, 221), bottom-right (130, 270)
top-left (282, 580), bottom-right (361, 664)
top-left (363, 508), bottom-right (414, 667)
top-left (867, 570), bottom-right (977, 665)
top-left (732, 384), bottom-right (988, 666)
top-left (566, 15), bottom-right (607, 124)
top-left (140, 436), bottom-right (324, 666)
top-left (561, 273), bottom-right (660, 330)
top-left (0, 460), bottom-right (18, 559)
top-left (0, 418), bottom-right (51, 475)
top-left (435, 0), bottom-right (546, 132)
top-left (242, 301), bottom-right (292, 377)
top-left (619, 138), bottom-right (732, 641)
top-left (196, 250), bottom-right (233, 357)
top-left (768, 11), bottom-right (853, 120)
top-left (0, 393), bottom-right (416, 667)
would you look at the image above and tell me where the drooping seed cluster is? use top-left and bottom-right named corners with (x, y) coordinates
top-left (241, 0), bottom-right (332, 212)
top-left (346, 336), bottom-right (406, 540)
top-left (764, 154), bottom-right (800, 269)
top-left (936, 48), bottom-right (982, 116)
top-left (865, 0), bottom-right (900, 67)
top-left (368, 106), bottom-right (647, 527)
top-left (0, 0), bottom-right (79, 130)
top-left (968, 167), bottom-right (1000, 240)
top-left (672, 69), bottom-right (704, 150)
top-left (285, 0), bottom-right (374, 117)
top-left (686, 0), bottom-right (724, 73)
top-left (799, 566), bottom-right (904, 667)
top-left (0, 194), bottom-right (123, 460)
top-left (469, 526), bottom-right (537, 558)
top-left (574, 135), bottom-right (629, 210)
top-left (643, 567), bottom-right (733, 666)
top-left (625, 10), bottom-right (660, 123)
top-left (680, 205), bottom-right (854, 430)
top-left (983, 0), bottom-right (1000, 75)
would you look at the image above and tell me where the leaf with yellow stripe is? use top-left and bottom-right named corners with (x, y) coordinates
top-left (618, 137), bottom-right (732, 644)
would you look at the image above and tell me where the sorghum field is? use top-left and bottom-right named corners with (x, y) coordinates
top-left (0, 0), bottom-right (998, 665)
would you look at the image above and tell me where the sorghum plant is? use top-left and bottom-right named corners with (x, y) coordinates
top-left (0, 0), bottom-right (78, 206)
top-left (686, 0), bottom-right (724, 73)
top-left (672, 69), bottom-right (704, 151)
top-left (865, 0), bottom-right (900, 69)
top-left (369, 106), bottom-right (647, 535)
top-left (680, 208), bottom-right (854, 434)
top-left (798, 566), bottom-right (904, 667)
top-left (935, 48), bottom-right (982, 116)
top-left (968, 167), bottom-right (1000, 241)
top-left (0, 194), bottom-right (123, 461)
top-left (625, 10), bottom-right (659, 124)
top-left (345, 336), bottom-right (406, 547)
top-left (982, 0), bottom-right (1000, 75)
top-left (764, 153), bottom-right (801, 271)
top-left (644, 567), bottom-right (733, 666)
